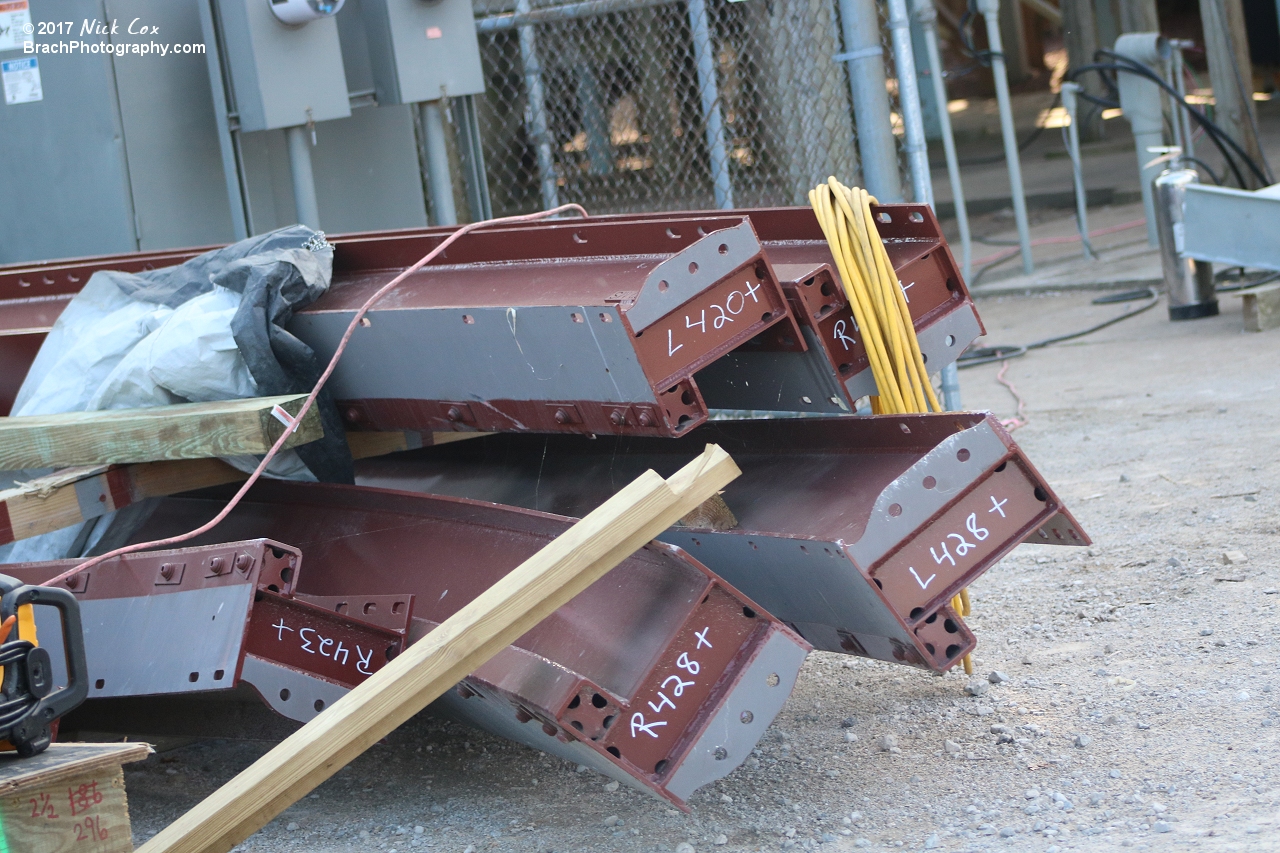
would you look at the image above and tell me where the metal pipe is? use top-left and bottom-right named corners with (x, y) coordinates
top-left (912, 0), bottom-right (970, 280)
top-left (687, 0), bottom-right (734, 209)
top-left (1170, 39), bottom-right (1195, 159)
top-left (477, 0), bottom-right (674, 32)
top-left (285, 125), bottom-right (321, 230)
top-left (1060, 82), bottom-right (1096, 259)
top-left (894, 0), bottom-right (962, 411)
top-left (516, 0), bottom-right (560, 211)
top-left (976, 0), bottom-right (1033, 273)
top-left (198, 0), bottom-right (249, 240)
top-left (420, 101), bottom-right (458, 227)
top-left (887, 0), bottom-right (931, 206)
top-left (836, 0), bottom-right (902, 201)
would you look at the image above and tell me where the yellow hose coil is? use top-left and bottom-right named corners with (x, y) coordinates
top-left (809, 178), bottom-right (974, 676)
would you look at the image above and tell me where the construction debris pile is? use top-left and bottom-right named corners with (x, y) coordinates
top-left (0, 200), bottom-right (1086, 812)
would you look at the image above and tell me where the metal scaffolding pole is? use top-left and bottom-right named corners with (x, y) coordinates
top-left (977, 0), bottom-right (1034, 273)
top-left (890, 0), bottom-right (962, 410)
top-left (912, 0), bottom-right (971, 280)
top-left (836, 0), bottom-right (902, 201)
top-left (686, 0), bottom-right (734, 209)
top-left (516, 0), bottom-right (560, 211)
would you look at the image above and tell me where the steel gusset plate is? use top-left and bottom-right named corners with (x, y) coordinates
top-left (2, 539), bottom-right (303, 701)
top-left (352, 413), bottom-right (1088, 673)
top-left (98, 484), bottom-right (810, 808)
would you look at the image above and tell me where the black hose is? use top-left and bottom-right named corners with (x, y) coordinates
top-left (957, 288), bottom-right (1160, 368)
top-left (1067, 53), bottom-right (1268, 188)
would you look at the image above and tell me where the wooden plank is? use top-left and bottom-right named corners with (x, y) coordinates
top-left (0, 395), bottom-right (323, 470)
top-left (1238, 283), bottom-right (1280, 332)
top-left (0, 765), bottom-right (131, 853)
top-left (134, 444), bottom-right (741, 853)
top-left (0, 430), bottom-right (475, 547)
top-left (1198, 0), bottom-right (1266, 189)
top-left (0, 743), bottom-right (150, 853)
top-left (0, 743), bottom-right (152, 797)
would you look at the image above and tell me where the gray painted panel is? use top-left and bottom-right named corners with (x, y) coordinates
top-left (0, 0), bottom-right (136, 263)
top-left (238, 127), bottom-right (297, 232)
top-left (290, 305), bottom-right (657, 403)
top-left (311, 104), bottom-right (428, 232)
top-left (74, 585), bottom-right (253, 698)
top-left (662, 532), bottom-right (908, 641)
top-left (107, 0), bottom-right (236, 250)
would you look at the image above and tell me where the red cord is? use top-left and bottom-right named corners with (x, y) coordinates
top-left (995, 360), bottom-right (1028, 432)
top-left (41, 204), bottom-right (590, 588)
top-left (970, 217), bottom-right (1146, 267)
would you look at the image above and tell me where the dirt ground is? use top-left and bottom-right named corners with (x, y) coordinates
top-left (122, 288), bottom-right (1280, 852)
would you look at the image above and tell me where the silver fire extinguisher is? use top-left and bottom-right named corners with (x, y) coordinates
top-left (1152, 152), bottom-right (1218, 321)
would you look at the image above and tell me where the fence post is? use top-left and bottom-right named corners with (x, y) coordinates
top-left (687, 0), bottom-right (735, 209)
top-left (516, 0), bottom-right (560, 210)
top-left (835, 0), bottom-right (902, 201)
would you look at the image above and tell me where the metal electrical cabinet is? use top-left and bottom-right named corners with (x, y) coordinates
top-left (360, 0), bottom-right (483, 104)
top-left (0, 0), bottom-right (461, 265)
top-left (209, 0), bottom-right (350, 131)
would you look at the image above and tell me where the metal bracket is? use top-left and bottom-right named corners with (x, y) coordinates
top-left (628, 222), bottom-right (762, 332)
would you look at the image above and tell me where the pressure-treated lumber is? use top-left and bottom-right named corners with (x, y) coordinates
top-left (0, 430), bottom-right (471, 546)
top-left (0, 395), bottom-right (323, 470)
top-left (0, 742), bottom-right (151, 853)
top-left (135, 444), bottom-right (741, 853)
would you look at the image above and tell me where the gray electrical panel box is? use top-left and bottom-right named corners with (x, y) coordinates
top-left (360, 0), bottom-right (484, 104)
top-left (211, 0), bottom-right (351, 131)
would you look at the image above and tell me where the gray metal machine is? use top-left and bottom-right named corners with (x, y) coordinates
top-left (0, 0), bottom-right (481, 264)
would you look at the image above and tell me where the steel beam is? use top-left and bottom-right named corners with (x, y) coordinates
top-left (0, 205), bottom-right (981, 424)
top-left (15, 494), bottom-right (809, 808)
top-left (352, 413), bottom-right (1088, 673)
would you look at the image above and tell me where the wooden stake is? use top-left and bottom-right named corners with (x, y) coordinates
top-left (134, 444), bottom-right (740, 853)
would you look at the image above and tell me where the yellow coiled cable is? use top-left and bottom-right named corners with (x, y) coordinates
top-left (809, 178), bottom-right (974, 676)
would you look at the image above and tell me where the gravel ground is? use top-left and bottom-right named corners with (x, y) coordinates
top-left (123, 289), bottom-right (1280, 852)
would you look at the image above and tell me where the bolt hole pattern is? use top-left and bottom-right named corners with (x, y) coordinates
top-left (908, 211), bottom-right (924, 223)
top-left (214, 669), bottom-right (225, 680)
top-left (599, 312), bottom-right (612, 323)
top-left (666, 228), bottom-right (681, 239)
top-left (279, 688), bottom-right (290, 701)
top-left (568, 695), bottom-right (581, 709)
top-left (877, 212), bottom-right (892, 224)
top-left (717, 243), bottom-right (729, 254)
top-left (713, 747), bottom-right (728, 761)
top-left (462, 314), bottom-right (474, 325)
top-left (766, 673), bottom-right (780, 687)
top-left (688, 261), bottom-right (699, 274)
top-left (1034, 486), bottom-right (1049, 502)
top-left (94, 679), bottom-right (104, 690)
top-left (188, 672), bottom-right (199, 683)
top-left (742, 606), bottom-right (757, 618)
top-left (945, 334), bottom-right (956, 346)
top-left (314, 699), bottom-right (325, 712)
top-left (740, 710), bottom-right (754, 724)
top-left (572, 232), bottom-right (587, 244)
top-left (571, 312), bottom-right (584, 323)
top-left (888, 503), bottom-right (903, 517)
top-left (899, 422), bottom-right (911, 434)
top-left (956, 448), bottom-right (970, 462)
top-left (658, 280), bottom-right (669, 292)
top-left (923, 476), bottom-right (936, 489)
top-left (591, 693), bottom-right (608, 709)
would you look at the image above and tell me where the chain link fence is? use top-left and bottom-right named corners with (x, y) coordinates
top-left (458, 0), bottom-right (910, 221)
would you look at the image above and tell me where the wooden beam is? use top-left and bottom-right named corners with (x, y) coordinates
top-left (1019, 0), bottom-right (1061, 26)
top-left (134, 444), bottom-right (741, 853)
top-left (0, 430), bottom-right (471, 547)
top-left (0, 395), bottom-right (323, 470)
top-left (1237, 282), bottom-right (1280, 332)
top-left (1198, 0), bottom-right (1267, 188)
